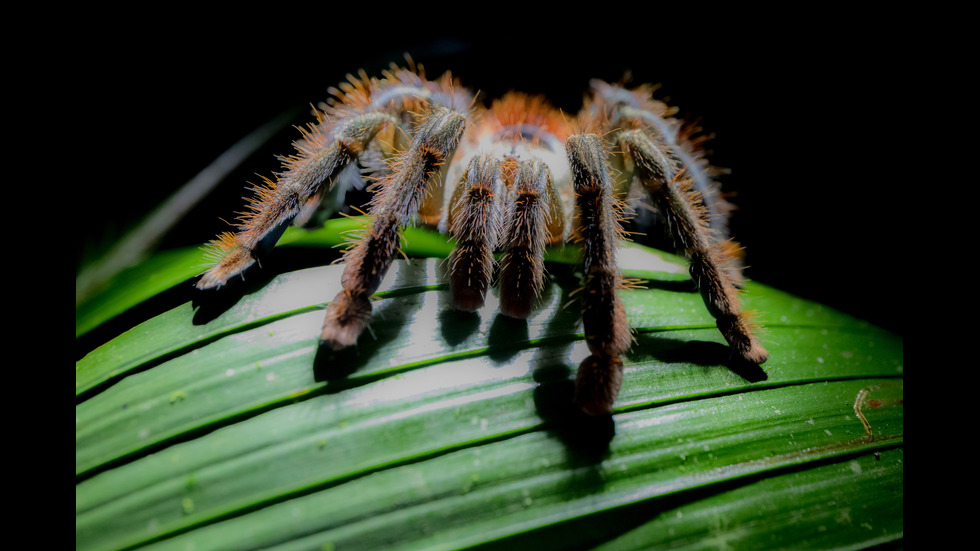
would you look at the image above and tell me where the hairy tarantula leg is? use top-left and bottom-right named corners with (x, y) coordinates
top-left (197, 112), bottom-right (397, 289)
top-left (321, 105), bottom-right (466, 350)
top-left (618, 130), bottom-right (768, 365)
top-left (448, 155), bottom-right (503, 311)
top-left (566, 134), bottom-right (632, 415)
top-left (499, 159), bottom-right (556, 318)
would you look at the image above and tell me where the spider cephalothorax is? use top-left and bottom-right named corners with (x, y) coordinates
top-left (196, 61), bottom-right (768, 415)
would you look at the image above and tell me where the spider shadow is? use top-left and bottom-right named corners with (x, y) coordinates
top-left (191, 264), bottom-right (282, 326)
top-left (190, 248), bottom-right (342, 326)
top-left (311, 259), bottom-right (430, 383)
top-left (436, 260), bottom-right (533, 363)
top-left (632, 332), bottom-right (769, 383)
top-left (529, 265), bottom-right (617, 465)
top-left (438, 308), bottom-right (534, 365)
top-left (430, 258), bottom-right (488, 348)
top-left (437, 307), bottom-right (483, 347)
top-left (532, 359), bottom-right (616, 464)
top-left (524, 265), bottom-right (769, 466)
top-left (487, 314), bottom-right (533, 366)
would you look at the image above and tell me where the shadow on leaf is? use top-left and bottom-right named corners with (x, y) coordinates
top-left (633, 332), bottom-right (769, 383)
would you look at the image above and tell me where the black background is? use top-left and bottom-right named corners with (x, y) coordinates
top-left (77, 24), bottom-right (903, 337)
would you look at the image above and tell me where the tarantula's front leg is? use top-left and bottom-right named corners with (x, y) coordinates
top-left (618, 130), bottom-right (768, 365)
top-left (447, 156), bottom-right (563, 316)
top-left (498, 159), bottom-right (563, 318)
top-left (447, 155), bottom-right (503, 311)
top-left (566, 134), bottom-right (632, 415)
top-left (197, 112), bottom-right (396, 289)
top-left (321, 105), bottom-right (466, 349)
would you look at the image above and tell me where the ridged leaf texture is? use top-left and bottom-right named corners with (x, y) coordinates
top-left (76, 217), bottom-right (903, 550)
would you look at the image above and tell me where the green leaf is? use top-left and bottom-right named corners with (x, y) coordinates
top-left (76, 222), bottom-right (903, 551)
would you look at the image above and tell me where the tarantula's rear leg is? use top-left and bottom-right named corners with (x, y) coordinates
top-left (197, 111), bottom-right (396, 289)
top-left (566, 134), bottom-right (632, 415)
top-left (618, 130), bottom-right (768, 364)
top-left (321, 105), bottom-right (466, 349)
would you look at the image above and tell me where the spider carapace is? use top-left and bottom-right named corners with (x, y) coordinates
top-left (196, 62), bottom-right (768, 415)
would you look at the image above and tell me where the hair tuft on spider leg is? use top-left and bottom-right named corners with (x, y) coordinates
top-left (717, 311), bottom-right (769, 364)
top-left (713, 238), bottom-right (747, 288)
top-left (196, 110), bottom-right (397, 290)
top-left (196, 232), bottom-right (255, 289)
top-left (320, 290), bottom-right (373, 350)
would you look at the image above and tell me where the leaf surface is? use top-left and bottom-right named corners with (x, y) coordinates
top-left (76, 222), bottom-right (903, 551)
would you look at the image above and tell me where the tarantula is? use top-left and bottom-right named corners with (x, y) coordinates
top-left (196, 61), bottom-right (768, 415)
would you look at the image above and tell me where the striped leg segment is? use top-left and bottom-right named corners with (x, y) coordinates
top-left (321, 105), bottom-right (466, 350)
top-left (448, 155), bottom-right (504, 311)
top-left (566, 134), bottom-right (632, 415)
top-left (618, 129), bottom-right (768, 364)
top-left (196, 112), bottom-right (396, 289)
top-left (498, 159), bottom-right (558, 319)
